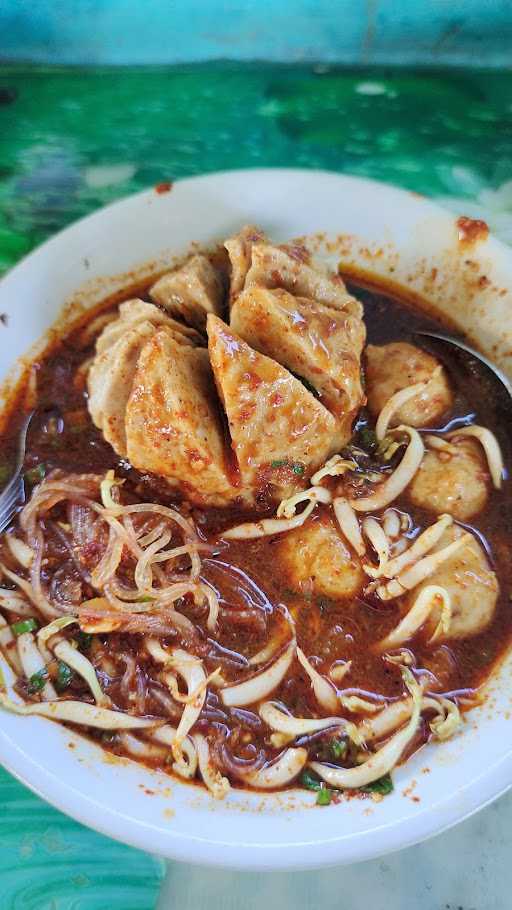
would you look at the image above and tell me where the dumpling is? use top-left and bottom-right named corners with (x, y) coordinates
top-left (207, 314), bottom-right (337, 494)
top-left (96, 299), bottom-right (201, 354)
top-left (365, 342), bottom-right (453, 427)
top-left (278, 514), bottom-right (365, 599)
top-left (230, 286), bottom-right (365, 447)
top-left (244, 242), bottom-right (363, 317)
top-left (149, 255), bottom-right (225, 330)
top-left (88, 320), bottom-right (157, 456)
top-left (224, 225), bottom-right (267, 304)
top-left (125, 327), bottom-right (241, 506)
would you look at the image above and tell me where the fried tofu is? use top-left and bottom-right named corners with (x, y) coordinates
top-left (207, 314), bottom-right (337, 493)
top-left (231, 286), bottom-right (365, 447)
top-left (149, 255), bottom-right (224, 330)
top-left (125, 327), bottom-right (241, 506)
top-left (88, 319), bottom-right (157, 456)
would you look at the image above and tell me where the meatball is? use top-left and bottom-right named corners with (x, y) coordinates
top-left (407, 526), bottom-right (498, 641)
top-left (365, 342), bottom-right (453, 427)
top-left (278, 514), bottom-right (365, 600)
top-left (408, 439), bottom-right (489, 521)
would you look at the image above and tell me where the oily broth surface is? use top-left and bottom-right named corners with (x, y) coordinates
top-left (0, 280), bottom-right (511, 780)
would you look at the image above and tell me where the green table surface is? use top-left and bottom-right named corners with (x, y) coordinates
top-left (0, 63), bottom-right (511, 909)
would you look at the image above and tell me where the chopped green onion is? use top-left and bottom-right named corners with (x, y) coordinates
top-left (136, 595), bottom-right (155, 603)
top-left (330, 738), bottom-right (348, 761)
top-left (292, 463), bottom-right (305, 475)
top-left (300, 769), bottom-right (323, 791)
top-left (11, 618), bottom-right (38, 636)
top-left (316, 787), bottom-right (333, 806)
top-left (271, 460), bottom-right (287, 469)
top-left (361, 773), bottom-right (394, 796)
top-left (76, 631), bottom-right (92, 651)
top-left (25, 464), bottom-right (46, 485)
top-left (56, 661), bottom-right (74, 691)
top-left (28, 667), bottom-right (49, 694)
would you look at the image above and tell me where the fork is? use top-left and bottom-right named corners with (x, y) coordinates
top-left (0, 412), bottom-right (35, 534)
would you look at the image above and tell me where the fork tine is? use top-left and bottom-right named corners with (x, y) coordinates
top-left (0, 478), bottom-right (24, 532)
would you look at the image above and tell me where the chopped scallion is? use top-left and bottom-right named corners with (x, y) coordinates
top-left (11, 618), bottom-right (38, 636)
top-left (330, 738), bottom-right (348, 761)
top-left (292, 463), bottom-right (305, 475)
top-left (300, 769), bottom-right (323, 791)
top-left (361, 773), bottom-right (394, 796)
top-left (28, 667), bottom-right (49, 694)
top-left (56, 661), bottom-right (74, 691)
top-left (271, 459), bottom-right (287, 469)
top-left (316, 787), bottom-right (333, 806)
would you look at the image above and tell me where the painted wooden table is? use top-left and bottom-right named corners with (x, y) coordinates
top-left (1, 64), bottom-right (512, 909)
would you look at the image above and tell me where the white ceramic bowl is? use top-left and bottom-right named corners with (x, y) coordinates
top-left (1, 169), bottom-right (511, 870)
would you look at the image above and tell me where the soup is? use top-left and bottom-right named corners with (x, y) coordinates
top-left (0, 228), bottom-right (509, 805)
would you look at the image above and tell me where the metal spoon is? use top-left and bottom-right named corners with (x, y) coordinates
top-left (413, 331), bottom-right (512, 433)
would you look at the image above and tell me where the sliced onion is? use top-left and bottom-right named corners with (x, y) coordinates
top-left (221, 640), bottom-right (296, 707)
top-left (156, 647), bottom-right (207, 763)
top-left (329, 660), bottom-right (352, 684)
top-left (193, 733), bottom-right (230, 799)
top-left (0, 615), bottom-right (22, 675)
top-left (0, 589), bottom-right (34, 616)
top-left (377, 533), bottom-right (472, 600)
top-left (150, 724), bottom-right (198, 779)
top-left (243, 748), bottom-right (307, 789)
top-left (359, 693), bottom-right (460, 745)
top-left (380, 514), bottom-right (453, 581)
top-left (376, 585), bottom-right (451, 651)
top-left (133, 531), bottom-right (172, 592)
top-left (119, 732), bottom-right (169, 761)
top-left (338, 693), bottom-right (385, 714)
top-left (350, 426), bottom-right (424, 512)
top-left (424, 435), bottom-right (458, 455)
top-left (310, 668), bottom-right (422, 789)
top-left (427, 695), bottom-right (462, 740)
top-left (223, 501), bottom-right (316, 540)
top-left (277, 486), bottom-right (332, 519)
top-left (0, 686), bottom-right (161, 731)
top-left (362, 518), bottom-right (389, 578)
top-left (6, 536), bottom-right (34, 569)
top-left (311, 455), bottom-right (357, 485)
top-left (195, 582), bottom-right (219, 634)
top-left (333, 498), bottom-right (365, 556)
top-left (383, 510), bottom-right (401, 539)
top-left (0, 561), bottom-right (61, 619)
top-left (358, 697), bottom-right (415, 743)
top-left (53, 638), bottom-right (108, 706)
top-left (259, 701), bottom-right (360, 743)
top-left (296, 647), bottom-right (338, 713)
top-left (447, 425), bottom-right (504, 489)
top-left (17, 632), bottom-right (56, 700)
top-left (376, 377), bottom-right (431, 440)
top-left (99, 470), bottom-right (125, 515)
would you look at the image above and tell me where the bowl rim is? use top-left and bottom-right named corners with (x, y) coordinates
top-left (1, 167), bottom-right (512, 870)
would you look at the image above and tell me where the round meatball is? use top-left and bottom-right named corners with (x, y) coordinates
top-left (406, 526), bottom-right (498, 641)
top-left (408, 439), bottom-right (489, 521)
top-left (365, 342), bottom-right (453, 427)
top-left (278, 514), bottom-right (365, 600)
